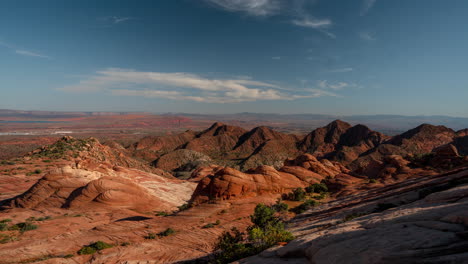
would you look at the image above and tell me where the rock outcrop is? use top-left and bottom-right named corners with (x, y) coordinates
top-left (190, 154), bottom-right (346, 204)
top-left (4, 165), bottom-right (196, 211)
top-left (238, 168), bottom-right (468, 264)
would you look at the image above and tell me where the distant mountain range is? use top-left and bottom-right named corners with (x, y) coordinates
top-left (2, 109), bottom-right (468, 135)
top-left (164, 112), bottom-right (468, 134)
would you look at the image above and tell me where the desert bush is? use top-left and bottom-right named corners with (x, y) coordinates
top-left (178, 203), bottom-right (192, 211)
top-left (291, 199), bottom-right (319, 214)
top-left (311, 192), bottom-right (329, 200)
top-left (202, 220), bottom-right (221, 229)
top-left (9, 222), bottom-right (38, 232)
top-left (213, 204), bottom-right (294, 263)
top-left (145, 233), bottom-right (157, 239)
top-left (77, 241), bottom-right (113, 255)
top-left (305, 183), bottom-right (328, 193)
top-left (0, 234), bottom-right (17, 244)
top-left (158, 228), bottom-right (175, 237)
top-left (271, 199), bottom-right (289, 212)
top-left (342, 212), bottom-right (366, 222)
top-left (155, 211), bottom-right (169, 216)
top-left (284, 187), bottom-right (306, 201)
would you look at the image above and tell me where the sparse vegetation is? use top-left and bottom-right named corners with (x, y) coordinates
top-left (8, 222), bottom-right (38, 232)
top-left (202, 220), bottom-right (221, 229)
top-left (305, 183), bottom-right (328, 194)
top-left (158, 228), bottom-right (175, 237)
top-left (342, 212), bottom-right (367, 222)
top-left (145, 233), bottom-right (157, 239)
top-left (291, 199), bottom-right (319, 214)
top-left (271, 199), bottom-right (289, 212)
top-left (177, 203), bottom-right (192, 212)
top-left (155, 211), bottom-right (169, 216)
top-left (77, 241), bottom-right (113, 255)
top-left (0, 234), bottom-right (17, 244)
top-left (284, 187), bottom-right (306, 201)
top-left (212, 203), bottom-right (294, 263)
top-left (0, 160), bottom-right (16, 165)
top-left (33, 138), bottom-right (95, 159)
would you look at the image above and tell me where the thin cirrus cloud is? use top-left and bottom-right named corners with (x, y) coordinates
top-left (291, 17), bottom-right (332, 29)
top-left (15, 49), bottom-right (50, 59)
top-left (317, 80), bottom-right (352, 90)
top-left (0, 41), bottom-right (50, 59)
top-left (359, 31), bottom-right (376, 41)
top-left (328, 67), bottom-right (353, 73)
top-left (59, 68), bottom-right (339, 103)
top-left (205, 0), bottom-right (335, 38)
top-left (204, 0), bottom-right (281, 16)
top-left (360, 0), bottom-right (377, 16)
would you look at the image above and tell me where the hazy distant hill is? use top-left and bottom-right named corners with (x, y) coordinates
top-left (166, 112), bottom-right (468, 134)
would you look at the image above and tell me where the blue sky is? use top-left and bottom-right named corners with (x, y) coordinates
top-left (1, 0), bottom-right (467, 116)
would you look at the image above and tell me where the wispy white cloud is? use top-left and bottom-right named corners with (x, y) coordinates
top-left (360, 0), bottom-right (377, 16)
top-left (205, 0), bottom-right (281, 16)
top-left (272, 56), bottom-right (281, 60)
top-left (112, 16), bottom-right (132, 24)
top-left (60, 68), bottom-right (338, 103)
top-left (317, 80), bottom-right (353, 90)
top-left (98, 16), bottom-right (134, 27)
top-left (15, 49), bottom-right (50, 59)
top-left (359, 31), bottom-right (376, 41)
top-left (205, 0), bottom-right (336, 38)
top-left (0, 40), bottom-right (50, 59)
top-left (328, 68), bottom-right (353, 73)
top-left (292, 17), bottom-right (335, 39)
top-left (291, 17), bottom-right (331, 29)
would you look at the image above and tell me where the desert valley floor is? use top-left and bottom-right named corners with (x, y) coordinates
top-left (0, 116), bottom-right (467, 263)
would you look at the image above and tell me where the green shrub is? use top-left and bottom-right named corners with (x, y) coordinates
top-left (77, 241), bottom-right (113, 255)
top-left (145, 233), bottom-right (157, 239)
top-left (202, 223), bottom-right (215, 229)
top-left (9, 222), bottom-right (38, 232)
top-left (369, 179), bottom-right (378, 184)
top-left (77, 246), bottom-right (96, 255)
top-left (0, 223), bottom-right (7, 231)
top-left (343, 212), bottom-right (366, 222)
top-left (0, 234), bottom-right (17, 244)
top-left (158, 228), bottom-right (175, 237)
top-left (284, 187), bottom-right (306, 201)
top-left (291, 199), bottom-right (319, 214)
top-left (213, 204), bottom-right (294, 263)
top-left (178, 203), bottom-right (192, 211)
top-left (155, 211), bottom-right (169, 216)
top-left (271, 199), bottom-right (288, 212)
top-left (312, 192), bottom-right (329, 200)
top-left (250, 204), bottom-right (278, 228)
top-left (305, 183), bottom-right (328, 194)
top-left (34, 169), bottom-right (42, 174)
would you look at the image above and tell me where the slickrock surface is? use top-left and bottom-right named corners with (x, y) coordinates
top-left (190, 154), bottom-right (346, 204)
top-left (3, 165), bottom-right (196, 212)
top-left (237, 168), bottom-right (468, 264)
